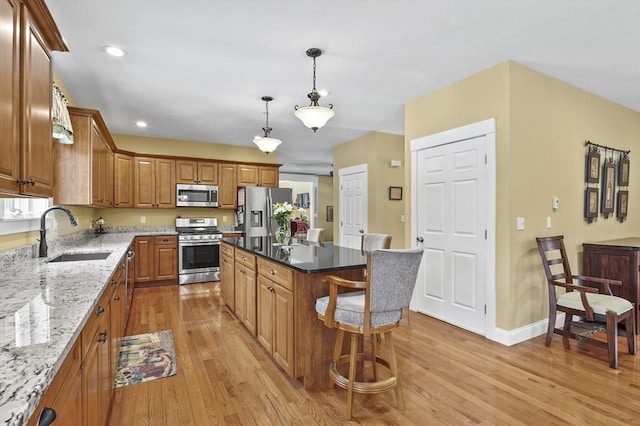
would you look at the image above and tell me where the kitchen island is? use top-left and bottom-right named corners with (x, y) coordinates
top-left (222, 237), bottom-right (367, 389)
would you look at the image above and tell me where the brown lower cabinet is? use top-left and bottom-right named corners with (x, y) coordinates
top-left (28, 256), bottom-right (129, 426)
top-left (234, 248), bottom-right (257, 335)
top-left (134, 235), bottom-right (178, 285)
top-left (220, 243), bottom-right (235, 310)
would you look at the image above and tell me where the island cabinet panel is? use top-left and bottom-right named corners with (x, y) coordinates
top-left (583, 239), bottom-right (640, 329)
top-left (235, 248), bottom-right (257, 334)
top-left (220, 242), bottom-right (235, 310)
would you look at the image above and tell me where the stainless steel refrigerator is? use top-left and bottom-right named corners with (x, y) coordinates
top-left (236, 186), bottom-right (292, 239)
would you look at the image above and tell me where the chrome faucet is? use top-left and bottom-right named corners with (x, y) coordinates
top-left (39, 206), bottom-right (78, 257)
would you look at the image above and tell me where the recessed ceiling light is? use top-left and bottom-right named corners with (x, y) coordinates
top-left (136, 121), bottom-right (147, 128)
top-left (103, 45), bottom-right (126, 57)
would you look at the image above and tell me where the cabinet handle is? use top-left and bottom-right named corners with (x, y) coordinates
top-left (111, 279), bottom-right (117, 286)
top-left (269, 269), bottom-right (276, 275)
top-left (98, 330), bottom-right (108, 343)
top-left (114, 296), bottom-right (120, 301)
top-left (240, 269), bottom-right (245, 273)
top-left (37, 407), bottom-right (57, 426)
top-left (27, 178), bottom-right (36, 186)
top-left (242, 256), bottom-right (247, 261)
top-left (96, 306), bottom-right (105, 315)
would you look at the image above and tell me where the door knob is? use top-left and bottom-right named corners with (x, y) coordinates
top-left (416, 237), bottom-right (424, 243)
top-left (359, 229), bottom-right (364, 234)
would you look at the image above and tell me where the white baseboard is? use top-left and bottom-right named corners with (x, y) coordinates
top-left (490, 314), bottom-right (565, 347)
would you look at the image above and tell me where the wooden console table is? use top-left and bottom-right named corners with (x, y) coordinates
top-left (582, 238), bottom-right (640, 330)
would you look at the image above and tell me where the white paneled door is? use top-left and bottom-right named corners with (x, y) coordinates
top-left (414, 135), bottom-right (488, 335)
top-left (339, 164), bottom-right (367, 249)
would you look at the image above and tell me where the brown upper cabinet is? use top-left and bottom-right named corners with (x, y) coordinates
top-left (0, 0), bottom-right (67, 197)
top-left (176, 160), bottom-right (219, 185)
top-left (218, 163), bottom-right (237, 209)
top-left (134, 157), bottom-right (176, 208)
top-left (114, 153), bottom-right (134, 208)
top-left (54, 107), bottom-right (114, 207)
top-left (237, 164), bottom-right (279, 187)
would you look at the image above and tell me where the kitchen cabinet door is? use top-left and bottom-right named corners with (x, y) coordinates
top-left (155, 158), bottom-right (176, 208)
top-left (155, 236), bottom-right (178, 281)
top-left (220, 243), bottom-right (235, 310)
top-left (259, 166), bottom-right (279, 187)
top-left (176, 160), bottom-right (198, 184)
top-left (198, 161), bottom-right (218, 184)
top-left (272, 283), bottom-right (294, 375)
top-left (134, 157), bottom-right (156, 208)
top-left (0, 0), bottom-right (21, 195)
top-left (257, 275), bottom-right (274, 354)
top-left (114, 153), bottom-right (134, 208)
top-left (237, 165), bottom-right (258, 186)
top-left (218, 163), bottom-right (237, 209)
top-left (134, 236), bottom-right (154, 282)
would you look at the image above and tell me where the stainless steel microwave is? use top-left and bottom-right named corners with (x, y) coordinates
top-left (176, 184), bottom-right (218, 207)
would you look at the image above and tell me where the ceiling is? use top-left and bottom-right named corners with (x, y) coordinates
top-left (47, 1), bottom-right (640, 176)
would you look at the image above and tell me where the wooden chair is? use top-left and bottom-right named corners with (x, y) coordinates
top-left (535, 235), bottom-right (636, 368)
top-left (361, 233), bottom-right (392, 252)
top-left (316, 248), bottom-right (424, 419)
top-left (306, 228), bottom-right (324, 243)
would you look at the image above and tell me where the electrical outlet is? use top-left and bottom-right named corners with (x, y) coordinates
top-left (140, 216), bottom-right (146, 224)
top-left (546, 216), bottom-right (552, 229)
top-left (223, 216), bottom-right (228, 223)
top-left (516, 217), bottom-right (525, 230)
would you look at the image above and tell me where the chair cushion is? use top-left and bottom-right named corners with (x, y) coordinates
top-left (315, 291), bottom-right (402, 327)
top-left (557, 291), bottom-right (633, 315)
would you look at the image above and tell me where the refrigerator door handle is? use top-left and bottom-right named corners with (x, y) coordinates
top-left (266, 191), bottom-right (273, 237)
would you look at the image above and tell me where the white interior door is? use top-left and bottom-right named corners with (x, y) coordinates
top-left (339, 164), bottom-right (367, 249)
top-left (412, 123), bottom-right (493, 336)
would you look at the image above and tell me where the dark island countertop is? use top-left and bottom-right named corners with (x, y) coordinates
top-left (222, 237), bottom-right (367, 274)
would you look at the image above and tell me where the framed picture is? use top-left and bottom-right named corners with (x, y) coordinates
top-left (619, 157), bottom-right (630, 186)
top-left (617, 190), bottom-right (629, 220)
top-left (326, 205), bottom-right (333, 222)
top-left (586, 150), bottom-right (601, 183)
top-left (389, 186), bottom-right (403, 200)
top-left (601, 161), bottom-right (616, 215)
top-left (585, 187), bottom-right (598, 221)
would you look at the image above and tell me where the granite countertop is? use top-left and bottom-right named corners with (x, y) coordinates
top-left (223, 237), bottom-right (368, 274)
top-left (0, 228), bottom-right (176, 426)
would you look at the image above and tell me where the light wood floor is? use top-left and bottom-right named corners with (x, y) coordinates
top-left (110, 283), bottom-right (640, 425)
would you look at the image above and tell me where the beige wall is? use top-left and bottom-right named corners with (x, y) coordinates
top-left (333, 132), bottom-right (405, 248)
top-left (317, 176), bottom-right (334, 241)
top-left (405, 61), bottom-right (640, 331)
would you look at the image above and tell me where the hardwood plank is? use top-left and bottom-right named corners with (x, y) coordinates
top-left (109, 283), bottom-right (640, 425)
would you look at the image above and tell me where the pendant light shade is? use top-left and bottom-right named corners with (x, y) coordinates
top-left (295, 48), bottom-right (334, 132)
top-left (253, 96), bottom-right (282, 154)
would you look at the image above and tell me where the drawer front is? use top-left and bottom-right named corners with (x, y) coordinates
top-left (220, 243), bottom-right (234, 258)
top-left (257, 258), bottom-right (293, 291)
top-left (235, 249), bottom-right (256, 269)
top-left (154, 235), bottom-right (177, 245)
top-left (80, 289), bottom-right (110, 358)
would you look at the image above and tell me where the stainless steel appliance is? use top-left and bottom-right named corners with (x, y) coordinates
top-left (176, 184), bottom-right (219, 207)
top-left (176, 218), bottom-right (222, 284)
top-left (236, 186), bottom-right (292, 239)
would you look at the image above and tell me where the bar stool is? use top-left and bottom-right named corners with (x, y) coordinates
top-left (315, 248), bottom-right (424, 419)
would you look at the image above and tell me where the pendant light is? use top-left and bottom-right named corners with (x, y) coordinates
top-left (294, 48), bottom-right (335, 132)
top-left (253, 96), bottom-right (282, 154)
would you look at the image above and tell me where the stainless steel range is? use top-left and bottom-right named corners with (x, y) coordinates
top-left (176, 218), bottom-right (222, 284)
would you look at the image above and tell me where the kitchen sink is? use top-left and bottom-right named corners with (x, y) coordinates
top-left (48, 252), bottom-right (112, 262)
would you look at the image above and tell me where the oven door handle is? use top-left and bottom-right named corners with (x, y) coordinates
top-left (178, 240), bottom-right (220, 246)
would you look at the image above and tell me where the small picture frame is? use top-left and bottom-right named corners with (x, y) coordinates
top-left (585, 187), bottom-right (598, 221)
top-left (586, 150), bottom-right (601, 183)
top-left (601, 161), bottom-right (616, 216)
top-left (326, 205), bottom-right (334, 222)
top-left (617, 190), bottom-right (629, 220)
top-left (619, 157), bottom-right (630, 186)
top-left (389, 186), bottom-right (403, 200)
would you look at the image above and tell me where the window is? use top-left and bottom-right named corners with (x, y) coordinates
top-left (0, 198), bottom-right (52, 235)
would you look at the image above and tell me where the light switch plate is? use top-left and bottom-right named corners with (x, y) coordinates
top-left (547, 216), bottom-right (552, 229)
top-left (516, 217), bottom-right (525, 230)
